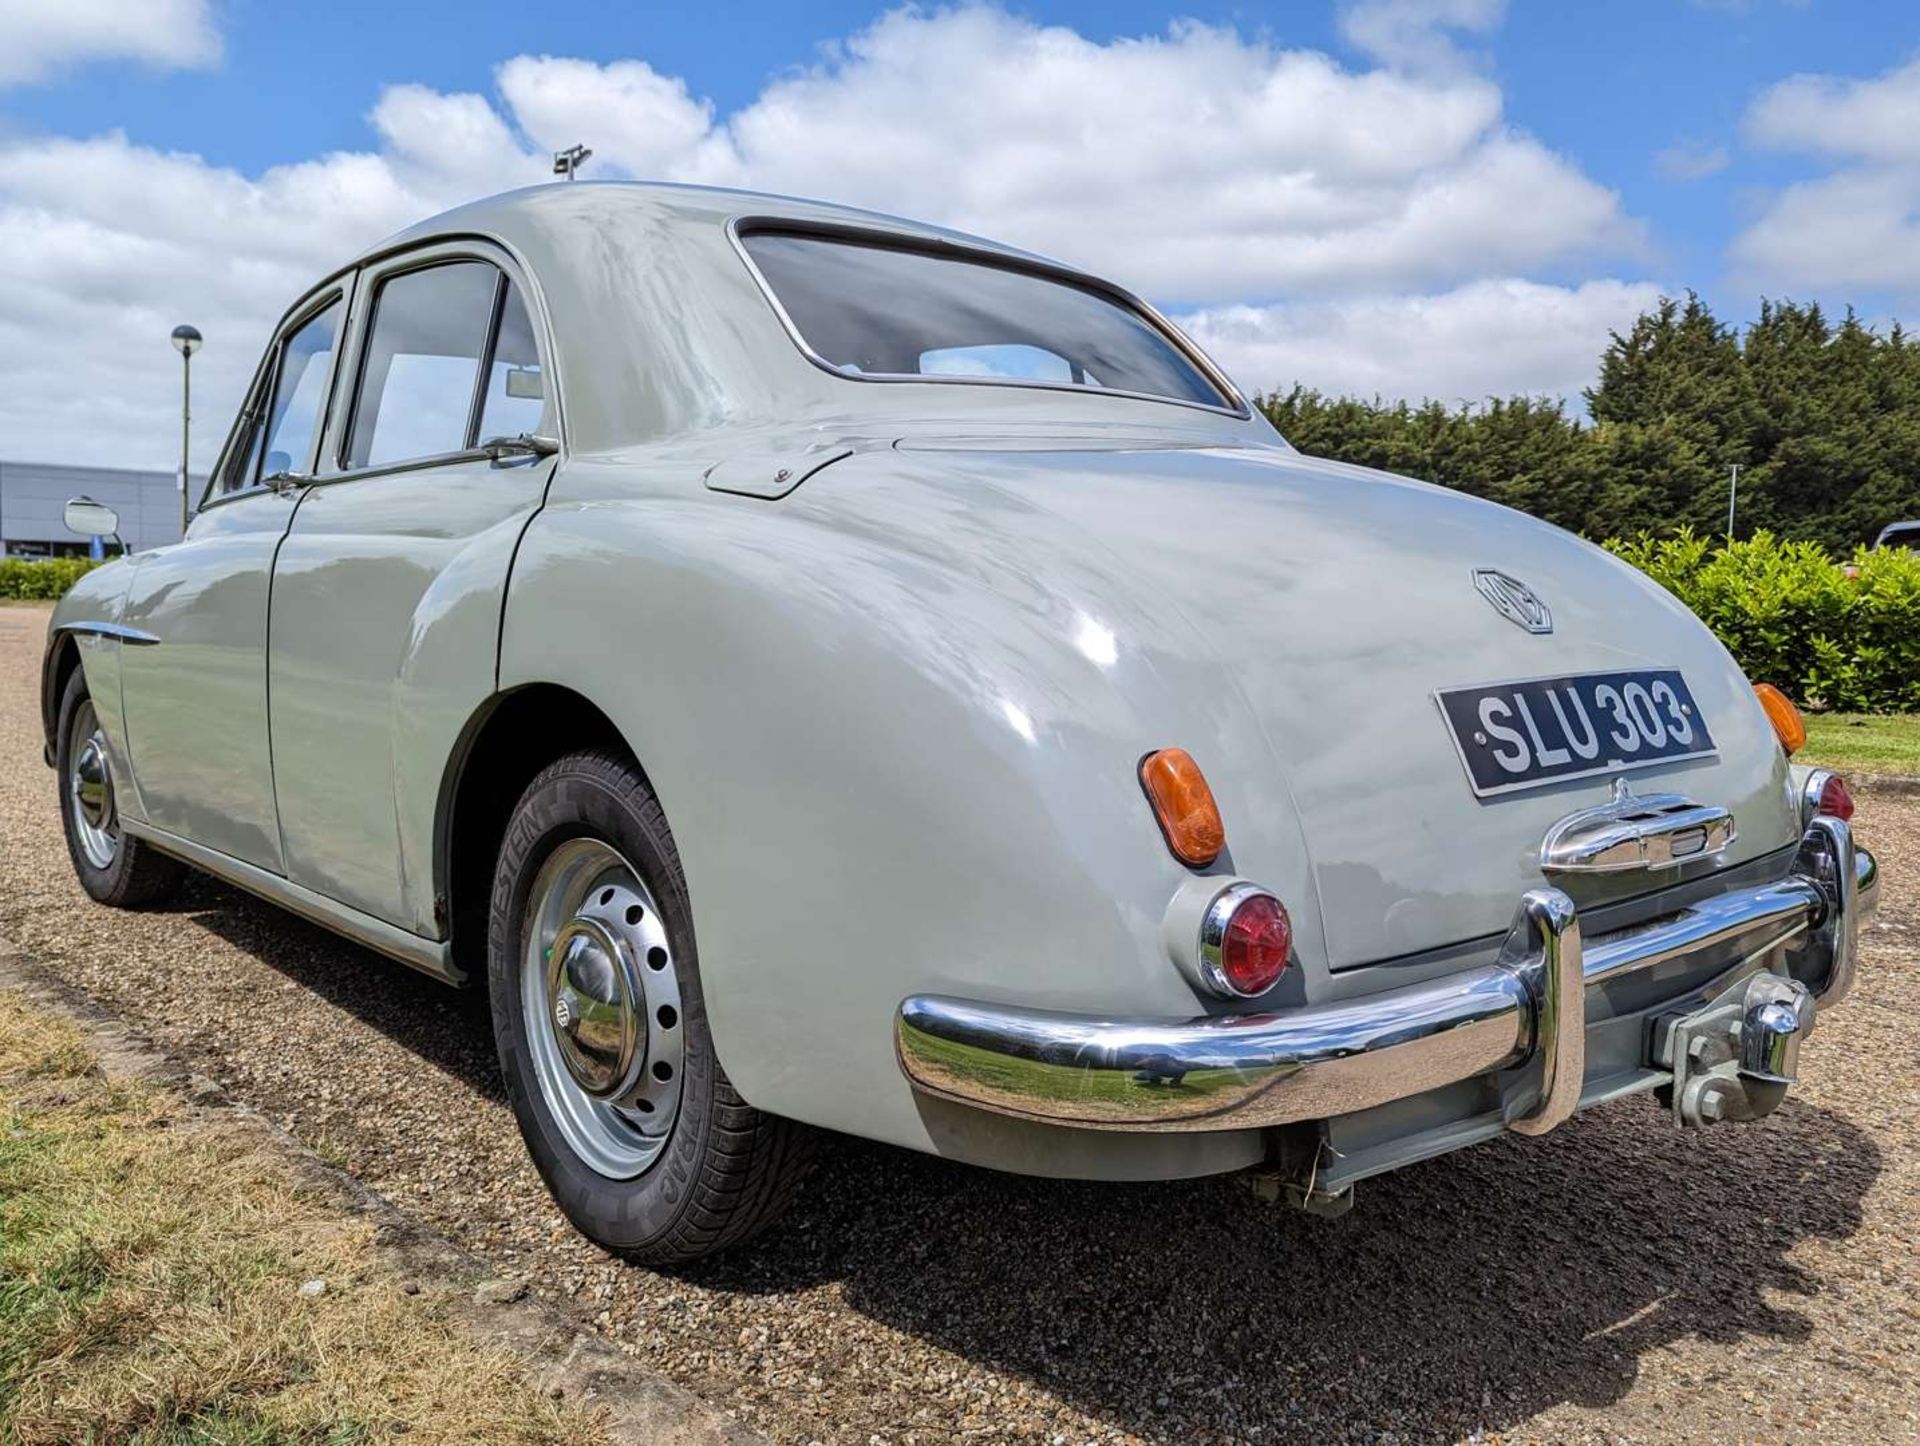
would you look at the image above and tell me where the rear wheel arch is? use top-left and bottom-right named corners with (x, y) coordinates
top-left (437, 683), bottom-right (640, 982)
top-left (485, 745), bottom-right (817, 1260)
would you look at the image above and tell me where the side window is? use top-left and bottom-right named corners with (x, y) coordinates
top-left (217, 298), bottom-right (339, 494)
top-left (478, 281), bottom-right (544, 439)
top-left (345, 261), bottom-right (498, 470)
top-left (260, 301), bottom-right (341, 478)
top-left (218, 373), bottom-right (269, 494)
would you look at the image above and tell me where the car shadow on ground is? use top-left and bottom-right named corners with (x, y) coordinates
top-left (170, 871), bottom-right (505, 1102)
top-left (173, 872), bottom-right (1879, 1441)
top-left (744, 1104), bottom-right (1878, 1438)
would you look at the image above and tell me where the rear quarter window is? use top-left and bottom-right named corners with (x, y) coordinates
top-left (741, 231), bottom-right (1231, 410)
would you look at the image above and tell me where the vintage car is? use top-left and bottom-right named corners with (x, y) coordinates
top-left (45, 183), bottom-right (1877, 1262)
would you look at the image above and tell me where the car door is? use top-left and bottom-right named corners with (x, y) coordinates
top-left (268, 243), bottom-right (557, 934)
top-left (118, 284), bottom-right (349, 869)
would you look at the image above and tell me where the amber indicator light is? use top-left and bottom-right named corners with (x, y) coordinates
top-left (1138, 748), bottom-right (1226, 868)
top-left (1754, 683), bottom-right (1807, 756)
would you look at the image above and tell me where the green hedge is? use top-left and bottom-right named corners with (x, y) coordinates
top-left (1606, 529), bottom-right (1920, 713)
top-left (0, 557), bottom-right (100, 601)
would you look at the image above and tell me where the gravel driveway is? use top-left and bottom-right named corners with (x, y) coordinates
top-left (4, 601), bottom-right (1916, 1444)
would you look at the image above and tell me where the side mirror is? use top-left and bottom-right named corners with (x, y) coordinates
top-left (64, 497), bottom-right (120, 539)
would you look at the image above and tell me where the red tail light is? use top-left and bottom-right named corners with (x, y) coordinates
top-left (1817, 772), bottom-right (1855, 821)
top-left (1223, 894), bottom-right (1292, 996)
top-left (1199, 884), bottom-right (1293, 998)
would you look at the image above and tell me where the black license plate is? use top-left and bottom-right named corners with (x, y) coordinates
top-left (1436, 669), bottom-right (1717, 797)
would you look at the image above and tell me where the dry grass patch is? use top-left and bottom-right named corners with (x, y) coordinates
top-left (0, 989), bottom-right (608, 1445)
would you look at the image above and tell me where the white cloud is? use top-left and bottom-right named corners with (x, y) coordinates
top-left (1745, 54), bottom-right (1920, 164)
top-left (1182, 278), bottom-right (1665, 406)
top-left (1731, 167), bottom-right (1920, 294)
top-left (0, 0), bottom-right (220, 86)
top-left (1731, 55), bottom-right (1920, 294)
top-left (0, 6), bottom-right (1654, 471)
top-left (1337, 0), bottom-right (1507, 73)
top-left (505, 9), bottom-right (1641, 303)
top-left (1654, 139), bottom-right (1730, 181)
top-left (496, 56), bottom-right (721, 178)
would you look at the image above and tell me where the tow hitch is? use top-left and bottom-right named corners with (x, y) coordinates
top-left (1650, 971), bottom-right (1816, 1127)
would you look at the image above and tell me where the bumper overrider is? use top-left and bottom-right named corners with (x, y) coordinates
top-left (895, 815), bottom-right (1877, 1136)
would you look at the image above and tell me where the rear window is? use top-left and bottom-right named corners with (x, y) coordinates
top-left (741, 232), bottom-right (1231, 410)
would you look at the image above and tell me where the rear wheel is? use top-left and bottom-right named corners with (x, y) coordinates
top-left (55, 669), bottom-right (185, 908)
top-left (487, 748), bottom-right (815, 1263)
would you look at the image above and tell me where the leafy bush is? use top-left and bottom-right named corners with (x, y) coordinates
top-left (0, 557), bottom-right (99, 600)
top-left (1605, 529), bottom-right (1920, 712)
top-left (1261, 294), bottom-right (1920, 554)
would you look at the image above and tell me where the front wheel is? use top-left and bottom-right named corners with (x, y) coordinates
top-left (487, 748), bottom-right (815, 1263)
top-left (55, 669), bottom-right (185, 908)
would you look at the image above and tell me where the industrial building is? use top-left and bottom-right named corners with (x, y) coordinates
top-left (0, 459), bottom-right (186, 556)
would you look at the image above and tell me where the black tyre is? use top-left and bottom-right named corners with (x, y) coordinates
top-left (55, 668), bottom-right (186, 908)
top-left (487, 748), bottom-right (815, 1263)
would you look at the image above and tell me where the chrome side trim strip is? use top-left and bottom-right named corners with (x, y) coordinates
top-left (122, 819), bottom-right (462, 985)
top-left (56, 621), bottom-right (161, 646)
top-left (895, 818), bottom-right (1873, 1134)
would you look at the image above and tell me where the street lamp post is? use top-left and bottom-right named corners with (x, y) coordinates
top-left (552, 144), bottom-right (592, 181)
top-left (170, 324), bottom-right (202, 537)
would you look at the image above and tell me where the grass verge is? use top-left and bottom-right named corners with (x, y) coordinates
top-left (0, 988), bottom-right (607, 1446)
top-left (1802, 713), bottom-right (1920, 777)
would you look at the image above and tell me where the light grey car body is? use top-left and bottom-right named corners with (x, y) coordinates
top-left (45, 183), bottom-right (1873, 1194)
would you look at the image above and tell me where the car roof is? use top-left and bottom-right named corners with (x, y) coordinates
top-left (362, 180), bottom-right (1056, 273)
top-left (278, 181), bottom-right (1264, 458)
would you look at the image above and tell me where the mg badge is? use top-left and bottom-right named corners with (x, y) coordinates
top-left (1473, 568), bottom-right (1552, 634)
top-left (553, 997), bottom-right (575, 1031)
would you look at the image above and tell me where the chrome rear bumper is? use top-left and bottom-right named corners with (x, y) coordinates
top-left (895, 816), bottom-right (1876, 1134)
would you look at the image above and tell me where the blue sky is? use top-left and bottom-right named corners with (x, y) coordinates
top-left (3, 0), bottom-right (1919, 467)
top-left (17, 1), bottom-right (1910, 301)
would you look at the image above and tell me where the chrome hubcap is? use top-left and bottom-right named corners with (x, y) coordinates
top-left (67, 700), bottom-right (118, 870)
top-left (521, 838), bottom-right (684, 1179)
top-left (548, 916), bottom-right (645, 1098)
